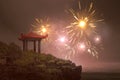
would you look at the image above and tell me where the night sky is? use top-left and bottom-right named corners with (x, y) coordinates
top-left (0, 0), bottom-right (120, 72)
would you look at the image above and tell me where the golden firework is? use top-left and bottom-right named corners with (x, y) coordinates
top-left (66, 1), bottom-right (103, 58)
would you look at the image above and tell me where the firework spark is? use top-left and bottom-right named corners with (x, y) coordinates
top-left (95, 36), bottom-right (101, 43)
top-left (31, 18), bottom-right (50, 36)
top-left (59, 36), bottom-right (66, 43)
top-left (66, 1), bottom-right (103, 58)
top-left (79, 43), bottom-right (86, 50)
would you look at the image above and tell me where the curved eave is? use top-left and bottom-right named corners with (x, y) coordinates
top-left (19, 34), bottom-right (48, 41)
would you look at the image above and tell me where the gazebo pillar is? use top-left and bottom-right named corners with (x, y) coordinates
top-left (23, 40), bottom-right (25, 51)
top-left (38, 40), bottom-right (41, 53)
top-left (33, 40), bottom-right (36, 52)
top-left (25, 40), bottom-right (28, 51)
top-left (23, 40), bottom-right (28, 51)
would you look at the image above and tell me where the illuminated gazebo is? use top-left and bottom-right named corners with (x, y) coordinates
top-left (19, 32), bottom-right (48, 53)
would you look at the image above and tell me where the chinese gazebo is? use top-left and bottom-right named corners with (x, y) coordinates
top-left (19, 32), bottom-right (47, 53)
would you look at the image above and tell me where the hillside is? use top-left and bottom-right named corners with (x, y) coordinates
top-left (0, 41), bottom-right (82, 80)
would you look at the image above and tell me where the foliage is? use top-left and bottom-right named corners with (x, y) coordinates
top-left (0, 41), bottom-right (82, 80)
top-left (0, 41), bottom-right (22, 64)
top-left (0, 41), bottom-right (8, 58)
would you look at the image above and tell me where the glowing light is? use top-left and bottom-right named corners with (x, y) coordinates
top-left (78, 20), bottom-right (86, 29)
top-left (59, 37), bottom-right (66, 43)
top-left (96, 37), bottom-right (100, 41)
top-left (80, 44), bottom-right (85, 49)
top-left (41, 27), bottom-right (47, 33)
top-left (95, 36), bottom-right (101, 42)
top-left (88, 49), bottom-right (91, 53)
top-left (79, 43), bottom-right (86, 50)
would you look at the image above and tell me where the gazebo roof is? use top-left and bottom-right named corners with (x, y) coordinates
top-left (19, 32), bottom-right (48, 40)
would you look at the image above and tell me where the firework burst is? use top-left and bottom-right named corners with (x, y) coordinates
top-left (31, 18), bottom-right (59, 44)
top-left (31, 18), bottom-right (50, 36)
top-left (66, 1), bottom-right (103, 58)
